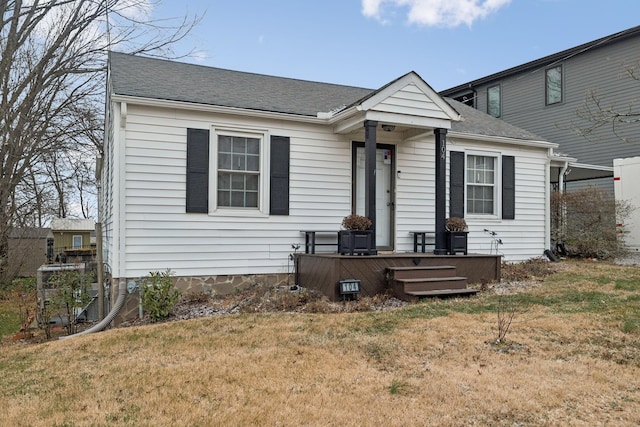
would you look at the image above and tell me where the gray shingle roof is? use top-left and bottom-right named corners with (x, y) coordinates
top-left (446, 98), bottom-right (547, 141)
top-left (109, 52), bottom-right (372, 117)
top-left (109, 52), bottom-right (548, 142)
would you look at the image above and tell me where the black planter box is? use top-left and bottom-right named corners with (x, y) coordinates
top-left (338, 230), bottom-right (377, 255)
top-left (447, 231), bottom-right (468, 255)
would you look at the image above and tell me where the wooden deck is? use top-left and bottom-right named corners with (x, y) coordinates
top-left (295, 253), bottom-right (500, 301)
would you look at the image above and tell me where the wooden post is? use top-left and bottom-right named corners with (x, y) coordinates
top-left (364, 120), bottom-right (377, 251)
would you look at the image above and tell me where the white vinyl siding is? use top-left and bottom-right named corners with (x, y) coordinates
top-left (117, 105), bottom-right (353, 277)
top-left (447, 138), bottom-right (549, 260)
top-left (105, 101), bottom-right (553, 281)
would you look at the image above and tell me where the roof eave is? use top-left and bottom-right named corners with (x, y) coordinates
top-left (111, 94), bottom-right (328, 125)
top-left (448, 131), bottom-right (557, 149)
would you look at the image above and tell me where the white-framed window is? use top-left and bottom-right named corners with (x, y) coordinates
top-left (487, 85), bottom-right (501, 118)
top-left (212, 128), bottom-right (268, 213)
top-left (545, 65), bottom-right (563, 105)
top-left (72, 235), bottom-right (83, 249)
top-left (466, 153), bottom-right (499, 215)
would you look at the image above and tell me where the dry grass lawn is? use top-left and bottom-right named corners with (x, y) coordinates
top-left (1, 260), bottom-right (639, 426)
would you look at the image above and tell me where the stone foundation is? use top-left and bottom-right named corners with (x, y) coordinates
top-left (110, 273), bottom-right (291, 325)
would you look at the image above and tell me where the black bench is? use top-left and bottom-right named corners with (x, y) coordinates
top-left (301, 231), bottom-right (339, 254)
top-left (410, 231), bottom-right (435, 253)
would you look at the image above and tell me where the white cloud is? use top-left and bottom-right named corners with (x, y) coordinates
top-left (190, 50), bottom-right (209, 63)
top-left (362, 0), bottom-right (511, 28)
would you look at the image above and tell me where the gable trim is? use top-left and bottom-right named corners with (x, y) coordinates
top-left (359, 72), bottom-right (461, 121)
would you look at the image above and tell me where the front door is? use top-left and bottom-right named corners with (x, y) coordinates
top-left (354, 144), bottom-right (394, 250)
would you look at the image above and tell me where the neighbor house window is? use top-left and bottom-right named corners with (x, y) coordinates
top-left (546, 65), bottom-right (563, 105)
top-left (466, 155), bottom-right (496, 215)
top-left (217, 134), bottom-right (260, 209)
top-left (487, 85), bottom-right (501, 118)
top-left (72, 235), bottom-right (82, 249)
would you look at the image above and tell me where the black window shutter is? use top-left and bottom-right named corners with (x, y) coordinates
top-left (270, 136), bottom-right (290, 215)
top-left (449, 151), bottom-right (465, 218)
top-left (186, 128), bottom-right (209, 213)
top-left (502, 155), bottom-right (515, 219)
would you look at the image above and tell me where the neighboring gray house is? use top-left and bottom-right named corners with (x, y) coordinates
top-left (441, 25), bottom-right (640, 190)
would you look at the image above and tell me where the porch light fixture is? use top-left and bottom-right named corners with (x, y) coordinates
top-left (339, 279), bottom-right (361, 301)
top-left (381, 124), bottom-right (395, 132)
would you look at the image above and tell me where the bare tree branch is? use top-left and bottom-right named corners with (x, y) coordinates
top-left (0, 0), bottom-right (201, 277)
top-left (574, 61), bottom-right (640, 143)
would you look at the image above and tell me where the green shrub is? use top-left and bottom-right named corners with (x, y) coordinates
top-left (141, 270), bottom-right (181, 322)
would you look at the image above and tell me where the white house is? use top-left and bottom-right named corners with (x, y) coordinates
top-left (101, 52), bottom-right (560, 311)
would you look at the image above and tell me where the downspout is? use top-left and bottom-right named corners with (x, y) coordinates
top-left (59, 279), bottom-right (127, 339)
top-left (558, 161), bottom-right (569, 250)
top-left (559, 161), bottom-right (569, 192)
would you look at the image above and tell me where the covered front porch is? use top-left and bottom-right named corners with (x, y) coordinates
top-left (328, 72), bottom-right (462, 256)
top-left (299, 74), bottom-right (496, 301)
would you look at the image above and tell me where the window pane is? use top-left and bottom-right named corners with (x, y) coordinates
top-left (230, 154), bottom-right (244, 171)
top-left (247, 138), bottom-right (259, 155)
top-left (218, 153), bottom-right (231, 170)
top-left (231, 192), bottom-right (244, 207)
top-left (546, 66), bottom-right (562, 105)
top-left (246, 191), bottom-right (258, 208)
top-left (246, 174), bottom-right (259, 191)
top-left (218, 190), bottom-right (230, 207)
top-left (232, 137), bottom-right (246, 153)
top-left (487, 85), bottom-right (500, 118)
top-left (245, 154), bottom-right (258, 171)
top-left (219, 136), bottom-right (232, 152)
top-left (218, 173), bottom-right (230, 190)
top-left (231, 174), bottom-right (245, 190)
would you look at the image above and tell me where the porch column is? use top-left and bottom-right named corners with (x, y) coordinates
top-left (364, 120), bottom-right (377, 249)
top-left (434, 128), bottom-right (447, 255)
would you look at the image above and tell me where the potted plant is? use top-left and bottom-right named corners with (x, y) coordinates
top-left (338, 214), bottom-right (376, 255)
top-left (445, 217), bottom-right (468, 255)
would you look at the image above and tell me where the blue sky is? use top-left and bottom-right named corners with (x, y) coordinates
top-left (154, 0), bottom-right (640, 92)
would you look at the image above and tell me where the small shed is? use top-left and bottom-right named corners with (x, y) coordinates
top-left (8, 227), bottom-right (53, 277)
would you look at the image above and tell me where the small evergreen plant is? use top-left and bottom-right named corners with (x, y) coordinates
top-left (141, 270), bottom-right (181, 322)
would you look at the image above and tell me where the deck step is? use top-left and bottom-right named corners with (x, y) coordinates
top-left (398, 276), bottom-right (468, 292)
top-left (387, 265), bottom-right (457, 280)
top-left (406, 288), bottom-right (479, 297)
